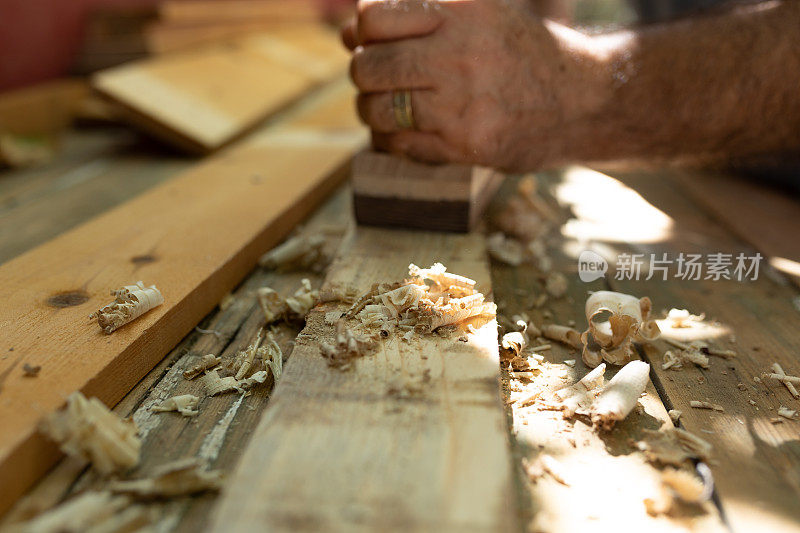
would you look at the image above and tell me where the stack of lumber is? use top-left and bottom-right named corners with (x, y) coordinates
top-left (92, 22), bottom-right (349, 154)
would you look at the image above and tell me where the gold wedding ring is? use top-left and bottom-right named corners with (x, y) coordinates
top-left (392, 90), bottom-right (416, 130)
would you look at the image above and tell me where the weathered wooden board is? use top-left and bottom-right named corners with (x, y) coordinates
top-left (352, 150), bottom-right (504, 232)
top-left (487, 175), bottom-right (726, 532)
top-left (210, 228), bottom-right (519, 532)
top-left (571, 167), bottom-right (800, 533)
top-left (93, 25), bottom-right (349, 153)
top-left (669, 170), bottom-right (800, 287)
top-left (0, 77), bottom-right (367, 516)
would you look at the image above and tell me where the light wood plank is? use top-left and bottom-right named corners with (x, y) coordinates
top-left (93, 25), bottom-right (349, 153)
top-left (210, 228), bottom-right (519, 532)
top-left (0, 78), bottom-right (366, 516)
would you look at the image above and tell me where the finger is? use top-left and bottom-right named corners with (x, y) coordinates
top-left (350, 38), bottom-right (435, 92)
top-left (358, 0), bottom-right (443, 45)
top-left (372, 131), bottom-right (458, 164)
top-left (357, 90), bottom-right (438, 133)
top-left (341, 17), bottom-right (358, 50)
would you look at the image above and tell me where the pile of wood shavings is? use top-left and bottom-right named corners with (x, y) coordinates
top-left (319, 263), bottom-right (497, 370)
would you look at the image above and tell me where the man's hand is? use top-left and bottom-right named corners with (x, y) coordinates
top-left (344, 0), bottom-right (610, 171)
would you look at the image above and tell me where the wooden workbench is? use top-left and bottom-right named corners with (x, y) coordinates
top-left (1, 76), bottom-right (799, 532)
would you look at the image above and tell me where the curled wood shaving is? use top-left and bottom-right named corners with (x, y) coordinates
top-left (233, 330), bottom-right (263, 380)
top-left (778, 406), bottom-right (797, 420)
top-left (552, 363), bottom-right (606, 417)
top-left (661, 467), bottom-right (708, 503)
top-left (239, 370), bottom-right (270, 390)
top-left (13, 491), bottom-right (150, 533)
top-left (40, 392), bottom-right (140, 475)
top-left (286, 278), bottom-right (318, 317)
top-left (581, 291), bottom-right (660, 368)
top-left (544, 272), bottom-right (568, 298)
top-left (201, 369), bottom-right (240, 396)
top-left (89, 281), bottom-right (164, 334)
top-left (257, 287), bottom-right (287, 325)
top-left (591, 360), bottom-right (651, 430)
top-left (668, 409), bottom-right (682, 423)
top-left (258, 233), bottom-right (326, 271)
top-left (151, 394), bottom-right (199, 417)
top-left (183, 354), bottom-right (221, 380)
top-left (486, 232), bottom-right (524, 266)
top-left (109, 457), bottom-right (222, 499)
top-left (636, 428), bottom-right (712, 466)
top-left (501, 330), bottom-right (526, 358)
top-left (541, 324), bottom-right (582, 350)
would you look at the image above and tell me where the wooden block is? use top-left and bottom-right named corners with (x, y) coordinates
top-left (0, 79), bottom-right (367, 516)
top-left (351, 150), bottom-right (504, 233)
top-left (92, 25), bottom-right (349, 154)
top-left (210, 228), bottom-right (518, 532)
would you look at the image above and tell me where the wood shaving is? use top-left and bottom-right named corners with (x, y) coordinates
top-left (663, 308), bottom-right (705, 328)
top-left (636, 427), bottom-right (712, 466)
top-left (151, 394), bottom-right (199, 417)
top-left (763, 363), bottom-right (800, 399)
top-left (109, 457), bottom-right (222, 499)
top-left (201, 369), bottom-right (241, 396)
top-left (544, 272), bottom-right (568, 298)
top-left (89, 281), bottom-right (164, 333)
top-left (501, 331), bottom-right (526, 358)
top-left (778, 406), bottom-right (797, 420)
top-left (486, 232), bottom-right (524, 266)
top-left (550, 363), bottom-right (606, 417)
top-left (258, 233), bottom-right (326, 271)
top-left (232, 330), bottom-right (263, 380)
top-left (580, 291), bottom-right (660, 368)
top-left (257, 287), bottom-right (287, 324)
top-left (690, 400), bottom-right (724, 412)
top-left (321, 320), bottom-right (376, 369)
top-left (541, 324), bottom-right (582, 350)
top-left (238, 370), bottom-right (270, 390)
top-left (183, 354), bottom-right (221, 380)
top-left (13, 491), bottom-right (150, 533)
top-left (668, 409), bottom-right (682, 423)
top-left (22, 363), bottom-right (41, 377)
top-left (40, 392), bottom-right (140, 475)
top-left (591, 360), bottom-right (651, 430)
top-left (259, 332), bottom-right (283, 382)
top-left (661, 467), bottom-right (707, 503)
top-left (285, 278), bottom-right (318, 317)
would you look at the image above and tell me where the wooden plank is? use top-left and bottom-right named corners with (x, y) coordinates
top-left (0, 77), bottom-right (367, 516)
top-left (158, 0), bottom-right (320, 24)
top-left (352, 150), bottom-right (504, 232)
top-left (567, 167), bottom-right (800, 532)
top-left (210, 229), bottom-right (519, 531)
top-left (93, 25), bottom-right (349, 153)
top-left (669, 170), bottom-right (800, 287)
top-left (488, 175), bottom-right (726, 532)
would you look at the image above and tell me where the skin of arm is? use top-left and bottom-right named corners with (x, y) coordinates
top-left (346, 0), bottom-right (800, 172)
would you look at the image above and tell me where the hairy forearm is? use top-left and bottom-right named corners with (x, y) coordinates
top-left (555, 0), bottom-right (800, 166)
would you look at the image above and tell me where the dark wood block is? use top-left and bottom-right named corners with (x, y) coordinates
top-left (351, 150), bottom-right (504, 233)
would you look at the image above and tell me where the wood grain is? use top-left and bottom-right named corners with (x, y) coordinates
top-left (93, 25), bottom-right (349, 153)
top-left (210, 228), bottom-right (519, 532)
top-left (0, 77), bottom-right (366, 516)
